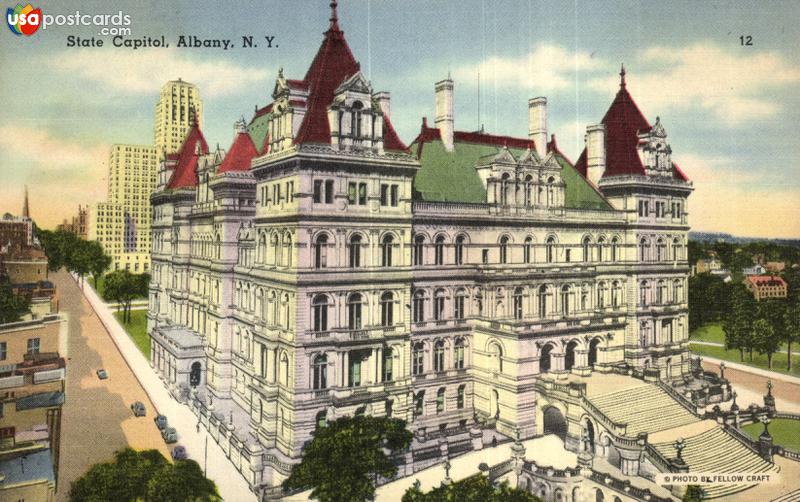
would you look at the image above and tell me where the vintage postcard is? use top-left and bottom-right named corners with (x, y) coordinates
top-left (1, 1), bottom-right (799, 501)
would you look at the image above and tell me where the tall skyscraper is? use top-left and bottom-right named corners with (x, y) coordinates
top-left (154, 79), bottom-right (203, 155)
top-left (90, 80), bottom-right (202, 273)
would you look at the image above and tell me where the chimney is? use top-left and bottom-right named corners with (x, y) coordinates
top-left (435, 76), bottom-right (454, 152)
top-left (528, 97), bottom-right (547, 158)
top-left (586, 123), bottom-right (606, 185)
top-left (374, 91), bottom-right (391, 117)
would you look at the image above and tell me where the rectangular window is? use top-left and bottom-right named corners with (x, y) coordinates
top-left (0, 342), bottom-right (6, 361)
top-left (313, 180), bottom-right (322, 203)
top-left (287, 181), bottom-right (294, 202)
top-left (482, 249), bottom-right (489, 264)
top-left (358, 182), bottom-right (367, 205)
top-left (324, 180), bottom-right (334, 204)
top-left (348, 182), bottom-right (357, 204)
top-left (380, 184), bottom-right (389, 206)
top-left (565, 249), bottom-right (571, 262)
top-left (390, 185), bottom-right (399, 206)
top-left (27, 338), bottom-right (40, 354)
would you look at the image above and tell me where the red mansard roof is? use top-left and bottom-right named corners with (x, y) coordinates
top-left (166, 123), bottom-right (209, 189)
top-left (746, 275), bottom-right (787, 287)
top-left (218, 130), bottom-right (259, 173)
top-left (575, 70), bottom-right (690, 182)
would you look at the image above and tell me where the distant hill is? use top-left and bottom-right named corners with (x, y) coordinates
top-left (689, 231), bottom-right (800, 248)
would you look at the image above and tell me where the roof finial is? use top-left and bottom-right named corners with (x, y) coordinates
top-left (329, 0), bottom-right (340, 31)
top-left (619, 63), bottom-right (626, 88)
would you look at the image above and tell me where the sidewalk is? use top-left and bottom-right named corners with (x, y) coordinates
top-left (71, 274), bottom-right (257, 502)
top-left (695, 353), bottom-right (800, 385)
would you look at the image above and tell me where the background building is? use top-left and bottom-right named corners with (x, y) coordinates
top-left (90, 82), bottom-right (202, 273)
top-left (154, 79), bottom-right (203, 156)
top-left (56, 205), bottom-right (88, 240)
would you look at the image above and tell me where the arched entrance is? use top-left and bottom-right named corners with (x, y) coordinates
top-left (565, 341), bottom-right (578, 370)
top-left (540, 344), bottom-right (554, 373)
top-left (490, 389), bottom-right (500, 419)
top-left (189, 361), bottom-right (201, 387)
top-left (584, 419), bottom-right (596, 453)
top-left (588, 338), bottom-right (601, 367)
top-left (543, 406), bottom-right (567, 440)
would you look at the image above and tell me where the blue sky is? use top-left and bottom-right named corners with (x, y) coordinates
top-left (1, 0), bottom-right (798, 237)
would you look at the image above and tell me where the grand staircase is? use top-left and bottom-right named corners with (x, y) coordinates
top-left (590, 384), bottom-right (699, 435)
top-left (650, 424), bottom-right (779, 499)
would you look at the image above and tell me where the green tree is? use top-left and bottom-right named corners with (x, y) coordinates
top-left (38, 229), bottom-right (78, 272)
top-left (69, 448), bottom-right (218, 502)
top-left (68, 239), bottom-right (93, 289)
top-left (85, 240), bottom-right (112, 288)
top-left (102, 270), bottom-right (148, 323)
top-left (752, 318), bottom-right (778, 369)
top-left (785, 299), bottom-right (800, 371)
top-left (402, 475), bottom-right (541, 502)
top-left (0, 280), bottom-right (30, 323)
top-left (283, 415), bottom-right (413, 502)
top-left (145, 459), bottom-right (219, 502)
top-left (723, 284), bottom-right (756, 361)
top-left (682, 484), bottom-right (705, 502)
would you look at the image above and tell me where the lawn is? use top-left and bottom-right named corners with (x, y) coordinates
top-left (742, 418), bottom-right (800, 451)
top-left (689, 343), bottom-right (800, 377)
top-left (689, 323), bottom-right (726, 344)
top-left (113, 309), bottom-right (150, 360)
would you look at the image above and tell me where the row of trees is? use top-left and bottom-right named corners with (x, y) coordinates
top-left (38, 229), bottom-right (111, 288)
top-left (69, 448), bottom-right (219, 502)
top-left (101, 270), bottom-right (150, 323)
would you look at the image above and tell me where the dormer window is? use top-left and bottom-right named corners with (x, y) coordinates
top-left (351, 101), bottom-right (363, 138)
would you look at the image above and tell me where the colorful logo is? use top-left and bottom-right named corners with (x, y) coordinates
top-left (6, 3), bottom-right (41, 36)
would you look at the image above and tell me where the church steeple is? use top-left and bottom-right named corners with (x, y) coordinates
top-left (22, 185), bottom-right (30, 218)
top-left (619, 63), bottom-right (626, 88)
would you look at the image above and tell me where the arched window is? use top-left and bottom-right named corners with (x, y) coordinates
top-left (349, 234), bottom-right (362, 268)
top-left (500, 173), bottom-right (510, 205)
top-left (454, 235), bottom-right (465, 265)
top-left (381, 291), bottom-right (394, 326)
top-left (524, 175), bottom-right (533, 206)
top-left (454, 289), bottom-right (466, 320)
top-left (581, 285), bottom-right (589, 311)
top-left (513, 287), bottom-right (524, 320)
top-left (413, 290), bottom-right (426, 323)
top-left (434, 235), bottom-right (445, 265)
top-left (672, 238), bottom-right (681, 261)
top-left (434, 340), bottom-right (445, 372)
top-left (561, 285), bottom-right (571, 316)
top-left (382, 348), bottom-right (394, 382)
top-left (489, 342), bottom-right (503, 373)
top-left (656, 280), bottom-right (666, 304)
top-left (611, 237), bottom-right (619, 262)
top-left (351, 100), bottom-right (363, 137)
top-left (639, 237), bottom-right (649, 262)
top-left (499, 236), bottom-right (509, 264)
top-left (583, 237), bottom-right (592, 262)
top-left (538, 285), bottom-right (548, 317)
top-left (413, 235), bottom-right (425, 266)
top-left (436, 387), bottom-right (445, 413)
top-left (523, 237), bottom-right (532, 264)
top-left (258, 234), bottom-right (267, 263)
top-left (280, 352), bottom-right (289, 385)
top-left (454, 338), bottom-right (465, 369)
top-left (312, 294), bottom-right (328, 332)
top-left (381, 234), bottom-right (394, 267)
top-left (639, 281), bottom-right (650, 306)
top-left (673, 279), bottom-right (683, 303)
top-left (271, 291), bottom-right (279, 326)
top-left (284, 233), bottom-right (292, 267)
top-left (597, 281), bottom-right (607, 308)
top-left (315, 410), bottom-right (327, 429)
top-left (271, 233), bottom-right (280, 265)
top-left (611, 281), bottom-right (621, 307)
top-left (656, 238), bottom-right (666, 261)
top-left (347, 293), bottom-right (363, 329)
top-left (433, 289), bottom-right (446, 321)
top-left (312, 354), bottom-right (327, 389)
top-left (314, 234), bottom-right (328, 268)
top-left (597, 237), bottom-right (606, 262)
top-left (414, 390), bottom-right (425, 416)
top-left (640, 322), bottom-right (651, 347)
top-left (412, 342), bottom-right (425, 375)
top-left (540, 344), bottom-right (554, 372)
top-left (283, 294), bottom-right (290, 329)
top-left (546, 237), bottom-right (556, 263)
top-left (547, 176), bottom-right (556, 205)
top-left (457, 384), bottom-right (466, 408)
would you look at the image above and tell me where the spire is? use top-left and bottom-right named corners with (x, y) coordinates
top-left (328, 0), bottom-right (340, 33)
top-left (619, 63), bottom-right (626, 88)
top-left (22, 185), bottom-right (29, 218)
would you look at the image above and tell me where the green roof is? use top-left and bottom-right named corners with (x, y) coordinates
top-left (411, 138), bottom-right (611, 210)
top-left (247, 111), bottom-right (271, 152)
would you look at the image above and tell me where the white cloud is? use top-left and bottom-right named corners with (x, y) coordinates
top-left (452, 43), bottom-right (607, 92)
top-left (48, 48), bottom-right (269, 98)
top-left (0, 125), bottom-right (108, 172)
top-left (589, 43), bottom-right (800, 123)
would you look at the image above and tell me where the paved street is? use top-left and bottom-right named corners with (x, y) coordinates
top-left (62, 271), bottom-right (257, 502)
top-left (53, 270), bottom-right (171, 501)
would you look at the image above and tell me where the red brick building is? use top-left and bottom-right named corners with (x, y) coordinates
top-left (744, 275), bottom-right (788, 301)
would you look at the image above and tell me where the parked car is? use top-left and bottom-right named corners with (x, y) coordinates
top-left (171, 445), bottom-right (187, 461)
top-left (96, 369), bottom-right (108, 380)
top-left (130, 401), bottom-right (146, 417)
top-left (162, 427), bottom-right (178, 444)
top-left (154, 414), bottom-right (168, 430)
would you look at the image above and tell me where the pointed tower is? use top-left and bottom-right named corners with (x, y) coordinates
top-left (22, 185), bottom-right (30, 219)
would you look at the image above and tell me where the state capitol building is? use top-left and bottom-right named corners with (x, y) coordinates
top-left (145, 4), bottom-right (778, 501)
